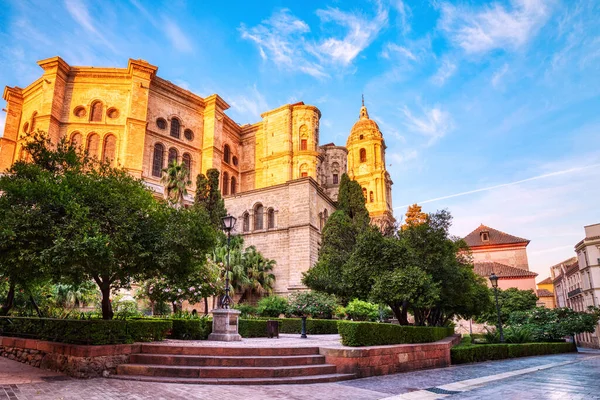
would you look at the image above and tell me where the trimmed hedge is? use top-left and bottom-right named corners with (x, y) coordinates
top-left (278, 318), bottom-right (339, 334)
top-left (239, 319), bottom-right (279, 338)
top-left (451, 342), bottom-right (576, 364)
top-left (0, 316), bottom-right (172, 345)
top-left (338, 321), bottom-right (455, 347)
top-left (169, 318), bottom-right (212, 340)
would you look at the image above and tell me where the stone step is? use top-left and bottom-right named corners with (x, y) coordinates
top-left (130, 353), bottom-right (327, 367)
top-left (139, 344), bottom-right (321, 357)
top-left (116, 363), bottom-right (338, 379)
top-left (110, 373), bottom-right (356, 385)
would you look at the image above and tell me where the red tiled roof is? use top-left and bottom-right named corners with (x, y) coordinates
top-left (538, 277), bottom-right (552, 285)
top-left (474, 261), bottom-right (538, 279)
top-left (537, 289), bottom-right (553, 297)
top-left (464, 224), bottom-right (530, 248)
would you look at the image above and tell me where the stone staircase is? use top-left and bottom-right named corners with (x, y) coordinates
top-left (112, 344), bottom-right (355, 385)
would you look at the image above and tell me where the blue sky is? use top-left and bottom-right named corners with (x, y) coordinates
top-left (1, 0), bottom-right (599, 279)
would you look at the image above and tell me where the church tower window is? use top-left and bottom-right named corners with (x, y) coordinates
top-left (152, 143), bottom-right (164, 177)
top-left (231, 177), bottom-right (237, 195)
top-left (90, 102), bottom-right (103, 122)
top-left (359, 148), bottom-right (367, 163)
top-left (301, 139), bottom-right (307, 151)
top-left (224, 144), bottom-right (231, 164)
top-left (299, 163), bottom-right (308, 178)
top-left (70, 132), bottom-right (82, 148)
top-left (362, 187), bottom-right (367, 201)
top-left (223, 172), bottom-right (229, 195)
top-left (333, 174), bottom-right (339, 184)
top-left (170, 118), bottom-right (181, 139)
top-left (254, 204), bottom-right (264, 230)
top-left (102, 134), bottom-right (117, 166)
top-left (86, 133), bottom-right (99, 157)
top-left (370, 191), bottom-right (374, 203)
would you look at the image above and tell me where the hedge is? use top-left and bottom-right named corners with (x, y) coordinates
top-left (278, 318), bottom-right (339, 334)
top-left (338, 321), bottom-right (455, 347)
top-left (0, 316), bottom-right (172, 345)
top-left (451, 342), bottom-right (576, 364)
top-left (169, 318), bottom-right (212, 340)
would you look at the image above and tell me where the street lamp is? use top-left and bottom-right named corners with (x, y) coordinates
top-left (489, 272), bottom-right (505, 343)
top-left (221, 214), bottom-right (237, 309)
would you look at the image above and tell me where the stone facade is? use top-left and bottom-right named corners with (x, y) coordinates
top-left (0, 57), bottom-right (395, 294)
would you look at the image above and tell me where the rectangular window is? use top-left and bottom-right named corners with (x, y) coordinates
top-left (301, 139), bottom-right (307, 151)
top-left (333, 174), bottom-right (338, 184)
top-left (301, 172), bottom-right (308, 178)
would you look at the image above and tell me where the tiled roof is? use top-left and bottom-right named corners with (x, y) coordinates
top-left (537, 289), bottom-right (554, 297)
top-left (473, 261), bottom-right (538, 279)
top-left (538, 277), bottom-right (552, 285)
top-left (464, 224), bottom-right (530, 248)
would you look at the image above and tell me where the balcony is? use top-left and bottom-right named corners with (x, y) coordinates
top-left (568, 288), bottom-right (582, 298)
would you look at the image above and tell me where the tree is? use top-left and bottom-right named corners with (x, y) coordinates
top-left (336, 173), bottom-right (370, 227)
top-left (401, 204), bottom-right (427, 230)
top-left (478, 288), bottom-right (538, 325)
top-left (508, 307), bottom-right (600, 342)
top-left (194, 169), bottom-right (226, 229)
top-left (162, 160), bottom-right (190, 207)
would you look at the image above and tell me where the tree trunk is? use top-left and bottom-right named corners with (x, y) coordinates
top-left (99, 282), bottom-right (113, 320)
top-left (204, 297), bottom-right (209, 315)
top-left (172, 301), bottom-right (179, 314)
top-left (0, 281), bottom-right (15, 316)
top-left (29, 294), bottom-right (43, 317)
top-left (391, 303), bottom-right (409, 325)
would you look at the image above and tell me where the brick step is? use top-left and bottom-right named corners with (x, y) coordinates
top-left (116, 363), bottom-right (338, 379)
top-left (130, 353), bottom-right (327, 367)
top-left (110, 373), bottom-right (356, 385)
top-left (140, 344), bottom-right (321, 357)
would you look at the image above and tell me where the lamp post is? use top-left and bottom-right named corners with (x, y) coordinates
top-left (221, 214), bottom-right (237, 309)
top-left (489, 272), bottom-right (505, 343)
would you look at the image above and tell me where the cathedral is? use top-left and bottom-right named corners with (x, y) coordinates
top-left (0, 57), bottom-right (394, 295)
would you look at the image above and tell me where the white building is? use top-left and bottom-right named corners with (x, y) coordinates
top-left (574, 223), bottom-right (600, 348)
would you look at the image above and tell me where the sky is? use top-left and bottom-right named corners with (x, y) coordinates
top-left (0, 0), bottom-right (599, 280)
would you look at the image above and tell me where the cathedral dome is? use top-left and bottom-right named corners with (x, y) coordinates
top-left (347, 102), bottom-right (382, 146)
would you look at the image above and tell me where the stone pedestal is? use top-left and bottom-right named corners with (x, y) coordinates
top-left (208, 308), bottom-right (242, 341)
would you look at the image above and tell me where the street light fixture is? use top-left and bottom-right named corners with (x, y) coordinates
top-left (489, 272), bottom-right (505, 343)
top-left (221, 214), bottom-right (237, 309)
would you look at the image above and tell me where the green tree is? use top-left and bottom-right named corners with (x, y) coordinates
top-left (336, 173), bottom-right (370, 226)
top-left (161, 160), bottom-right (191, 207)
top-left (479, 287), bottom-right (538, 325)
top-left (401, 204), bottom-right (427, 230)
top-left (194, 169), bottom-right (226, 229)
top-left (508, 306), bottom-right (600, 342)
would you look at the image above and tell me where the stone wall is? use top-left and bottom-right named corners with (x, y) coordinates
top-left (320, 335), bottom-right (462, 378)
top-left (0, 337), bottom-right (138, 378)
top-left (472, 246), bottom-right (530, 270)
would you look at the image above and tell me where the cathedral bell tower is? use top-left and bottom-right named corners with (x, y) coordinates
top-left (346, 97), bottom-right (395, 229)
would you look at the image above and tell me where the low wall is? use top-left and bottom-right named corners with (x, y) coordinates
top-left (321, 335), bottom-right (461, 378)
top-left (0, 337), bottom-right (139, 378)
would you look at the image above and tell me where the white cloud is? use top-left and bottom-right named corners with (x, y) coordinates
top-left (431, 58), bottom-right (457, 86)
top-left (315, 2), bottom-right (388, 65)
top-left (491, 63), bottom-right (509, 87)
top-left (393, 0), bottom-right (411, 35)
top-left (228, 85), bottom-right (270, 123)
top-left (438, 0), bottom-right (552, 54)
top-left (388, 149), bottom-right (418, 164)
top-left (64, 0), bottom-right (116, 52)
top-left (162, 18), bottom-right (193, 53)
top-left (381, 43), bottom-right (417, 61)
top-left (401, 105), bottom-right (454, 145)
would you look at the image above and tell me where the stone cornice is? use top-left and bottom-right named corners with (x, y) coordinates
top-left (3, 86), bottom-right (24, 103)
top-left (204, 94), bottom-right (230, 112)
top-left (151, 76), bottom-right (205, 109)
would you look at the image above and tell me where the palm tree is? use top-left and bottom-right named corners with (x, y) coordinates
top-left (239, 246), bottom-right (276, 302)
top-left (161, 160), bottom-right (190, 207)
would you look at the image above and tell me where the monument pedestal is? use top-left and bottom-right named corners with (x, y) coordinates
top-left (208, 308), bottom-right (242, 341)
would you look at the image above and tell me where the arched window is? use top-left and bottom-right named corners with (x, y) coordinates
top-left (362, 187), bottom-right (367, 201)
top-left (243, 212), bottom-right (250, 232)
top-left (254, 204), bottom-right (264, 230)
top-left (299, 163), bottom-right (308, 178)
top-left (223, 172), bottom-right (229, 196)
top-left (232, 156), bottom-right (238, 166)
top-left (70, 132), bottom-right (82, 148)
top-left (300, 139), bottom-right (307, 151)
top-left (170, 118), bottom-right (180, 139)
top-left (168, 147), bottom-right (178, 165)
top-left (369, 191), bottom-right (374, 203)
top-left (223, 144), bottom-right (231, 164)
top-left (90, 102), bottom-right (103, 122)
top-left (324, 209), bottom-right (328, 221)
top-left (267, 208), bottom-right (275, 229)
top-left (333, 174), bottom-right (339, 185)
top-left (319, 212), bottom-right (324, 231)
top-left (30, 111), bottom-right (38, 132)
top-left (359, 148), bottom-right (367, 163)
top-left (102, 134), bottom-right (117, 166)
top-left (152, 143), bottom-right (164, 177)
top-left (182, 153), bottom-right (191, 173)
top-left (86, 133), bottom-right (99, 157)
top-left (230, 177), bottom-right (237, 195)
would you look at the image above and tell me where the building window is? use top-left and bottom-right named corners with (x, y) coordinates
top-left (74, 106), bottom-right (86, 118)
top-left (157, 118), bottom-right (167, 130)
top-left (230, 177), bottom-right (236, 195)
top-left (102, 134), bottom-right (117, 166)
top-left (182, 153), bottom-right (191, 173)
top-left (362, 187), bottom-right (367, 201)
top-left (232, 156), bottom-right (238, 166)
top-left (168, 147), bottom-right (178, 166)
top-left (359, 134), bottom-right (364, 140)
top-left (170, 118), bottom-right (181, 139)
top-left (243, 212), bottom-right (250, 232)
top-left (267, 208), bottom-right (275, 229)
top-left (86, 133), bottom-right (99, 157)
top-left (324, 209), bottom-right (328, 222)
top-left (254, 204), bottom-right (264, 230)
top-left (369, 191), bottom-right (374, 203)
top-left (332, 174), bottom-right (339, 185)
top-left (70, 132), bottom-right (82, 148)
top-left (184, 129), bottom-right (194, 141)
top-left (299, 163), bottom-right (308, 178)
top-left (301, 139), bottom-right (307, 151)
top-left (106, 108), bottom-right (119, 119)
top-left (224, 144), bottom-right (231, 164)
top-left (90, 102), bottom-right (103, 122)
top-left (223, 172), bottom-right (229, 195)
top-left (359, 148), bottom-right (367, 163)
top-left (319, 212), bottom-right (324, 231)
top-left (152, 143), bottom-right (164, 177)
top-left (481, 232), bottom-right (489, 242)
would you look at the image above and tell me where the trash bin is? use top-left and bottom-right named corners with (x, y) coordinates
top-left (267, 320), bottom-right (279, 338)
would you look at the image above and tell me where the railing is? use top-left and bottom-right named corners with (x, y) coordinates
top-left (568, 288), bottom-right (582, 298)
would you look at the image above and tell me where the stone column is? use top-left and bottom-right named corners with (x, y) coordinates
top-left (208, 308), bottom-right (242, 341)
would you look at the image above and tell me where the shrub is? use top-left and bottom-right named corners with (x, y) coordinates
top-left (504, 325), bottom-right (533, 344)
top-left (127, 319), bottom-right (172, 342)
top-left (238, 319), bottom-right (280, 337)
top-left (338, 321), bottom-right (454, 347)
top-left (451, 342), bottom-right (576, 364)
top-left (234, 303), bottom-right (258, 319)
top-left (278, 318), bottom-right (339, 334)
top-left (335, 306), bottom-right (346, 320)
top-left (257, 296), bottom-right (288, 318)
top-left (344, 299), bottom-right (379, 321)
top-left (287, 292), bottom-right (338, 319)
top-left (170, 318), bottom-right (212, 340)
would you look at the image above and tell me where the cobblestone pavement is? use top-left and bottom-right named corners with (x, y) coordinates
top-left (1, 350), bottom-right (599, 399)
